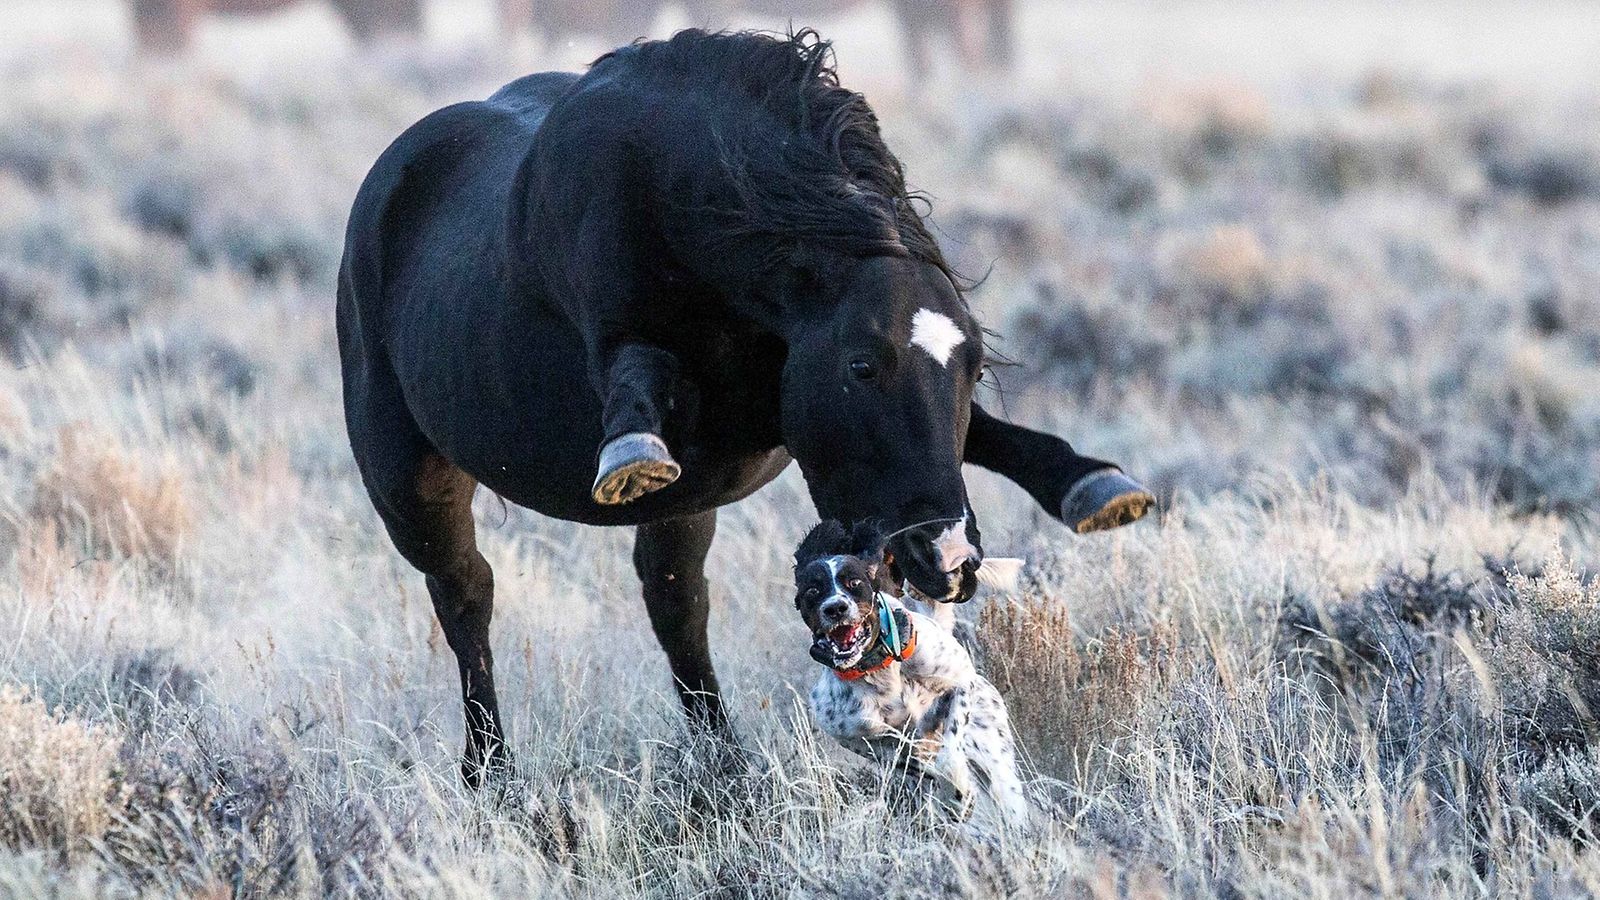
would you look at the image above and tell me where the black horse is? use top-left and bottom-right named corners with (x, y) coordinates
top-left (338, 29), bottom-right (1151, 782)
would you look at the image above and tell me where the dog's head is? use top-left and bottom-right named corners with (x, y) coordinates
top-left (793, 520), bottom-right (896, 669)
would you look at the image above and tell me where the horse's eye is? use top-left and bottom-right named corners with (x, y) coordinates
top-left (848, 359), bottom-right (877, 380)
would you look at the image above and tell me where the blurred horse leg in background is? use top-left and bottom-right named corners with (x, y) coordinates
top-left (129, 0), bottom-right (206, 51)
top-left (496, 0), bottom-right (670, 49)
top-left (127, 0), bottom-right (1017, 66)
top-left (888, 0), bottom-right (937, 78)
top-left (329, 0), bottom-right (426, 42)
top-left (496, 0), bottom-right (535, 37)
top-left (487, 0), bottom-right (1015, 76)
top-left (129, 0), bottom-right (423, 53)
top-left (890, 0), bottom-right (1015, 79)
top-left (953, 0), bottom-right (1015, 69)
top-left (979, 0), bottom-right (1016, 68)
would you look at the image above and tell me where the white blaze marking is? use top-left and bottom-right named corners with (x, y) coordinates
top-left (909, 308), bottom-right (966, 367)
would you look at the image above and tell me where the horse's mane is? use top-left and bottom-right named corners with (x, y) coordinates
top-left (593, 29), bottom-right (963, 294)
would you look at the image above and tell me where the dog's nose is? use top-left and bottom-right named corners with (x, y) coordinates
top-left (820, 598), bottom-right (850, 622)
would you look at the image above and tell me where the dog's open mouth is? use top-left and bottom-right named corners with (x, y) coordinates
top-left (812, 619), bottom-right (871, 666)
top-left (828, 622), bottom-right (865, 653)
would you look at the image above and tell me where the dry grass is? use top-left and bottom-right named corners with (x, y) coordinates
top-left (978, 595), bottom-right (1176, 780)
top-left (0, 686), bottom-right (121, 856)
top-left (1, 7), bottom-right (1600, 897)
top-left (29, 426), bottom-right (193, 571)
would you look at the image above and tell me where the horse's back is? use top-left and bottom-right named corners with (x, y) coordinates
top-left (347, 69), bottom-right (578, 248)
top-left (337, 71), bottom-right (579, 476)
top-left (487, 71), bottom-right (584, 117)
top-left (339, 70), bottom-right (577, 346)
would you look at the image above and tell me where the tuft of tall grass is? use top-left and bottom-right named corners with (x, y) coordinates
top-left (29, 425), bottom-right (192, 573)
top-left (0, 686), bottom-right (120, 856)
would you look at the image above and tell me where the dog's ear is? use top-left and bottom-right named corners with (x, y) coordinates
top-left (848, 520), bottom-right (886, 563)
top-left (848, 520), bottom-right (897, 589)
top-left (794, 520), bottom-right (850, 574)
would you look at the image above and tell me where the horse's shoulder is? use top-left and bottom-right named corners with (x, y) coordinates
top-left (351, 86), bottom-right (542, 223)
top-left (485, 71), bottom-right (582, 118)
top-left (382, 101), bottom-right (513, 168)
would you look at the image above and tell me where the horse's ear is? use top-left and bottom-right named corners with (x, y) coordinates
top-left (795, 520), bottom-right (850, 572)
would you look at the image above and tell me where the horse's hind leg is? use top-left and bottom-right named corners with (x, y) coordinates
top-left (361, 443), bottom-right (506, 786)
top-left (633, 509), bottom-right (726, 730)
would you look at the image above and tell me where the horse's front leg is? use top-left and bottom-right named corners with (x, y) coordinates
top-left (634, 509), bottom-right (728, 731)
top-left (549, 162), bottom-right (685, 508)
top-left (591, 341), bottom-right (684, 505)
top-left (963, 403), bottom-right (1154, 533)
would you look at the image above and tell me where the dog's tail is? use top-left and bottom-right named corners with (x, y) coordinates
top-left (974, 557), bottom-right (1023, 593)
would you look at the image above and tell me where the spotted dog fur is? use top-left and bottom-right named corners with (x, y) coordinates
top-left (794, 521), bottom-right (1029, 826)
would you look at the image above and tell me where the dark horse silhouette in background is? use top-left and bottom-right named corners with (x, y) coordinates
top-left (497, 0), bottom-right (1016, 75)
top-left (129, 0), bottom-right (423, 51)
top-left (130, 0), bottom-right (1013, 75)
top-left (338, 29), bottom-right (1150, 783)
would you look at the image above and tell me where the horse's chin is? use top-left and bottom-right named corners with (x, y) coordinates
top-left (904, 565), bottom-right (977, 604)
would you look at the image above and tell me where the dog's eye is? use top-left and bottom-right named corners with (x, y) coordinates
top-left (848, 359), bottom-right (877, 380)
top-left (805, 587), bottom-right (820, 597)
top-left (847, 579), bottom-right (863, 590)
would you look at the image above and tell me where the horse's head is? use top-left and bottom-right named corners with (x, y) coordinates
top-left (780, 255), bottom-right (984, 603)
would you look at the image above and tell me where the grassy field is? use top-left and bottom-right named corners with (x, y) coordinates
top-left (3, 2), bottom-right (1600, 896)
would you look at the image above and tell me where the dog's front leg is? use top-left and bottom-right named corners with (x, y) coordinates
top-left (846, 731), bottom-right (970, 819)
top-left (840, 732), bottom-right (936, 783)
top-left (917, 689), bottom-right (976, 819)
top-left (838, 731), bottom-right (918, 768)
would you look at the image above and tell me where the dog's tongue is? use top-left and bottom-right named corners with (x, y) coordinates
top-left (829, 623), bottom-right (859, 645)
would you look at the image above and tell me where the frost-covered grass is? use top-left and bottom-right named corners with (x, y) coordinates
top-left (2, 11), bottom-right (1600, 896)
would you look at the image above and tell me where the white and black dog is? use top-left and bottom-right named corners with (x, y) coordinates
top-left (793, 520), bottom-right (1029, 826)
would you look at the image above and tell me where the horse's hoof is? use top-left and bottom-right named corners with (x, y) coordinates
top-left (1062, 468), bottom-right (1155, 533)
top-left (592, 432), bottom-right (681, 505)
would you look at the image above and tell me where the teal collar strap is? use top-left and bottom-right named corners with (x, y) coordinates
top-left (832, 594), bottom-right (916, 681)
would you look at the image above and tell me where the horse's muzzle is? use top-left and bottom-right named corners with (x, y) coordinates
top-left (893, 528), bottom-right (982, 603)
